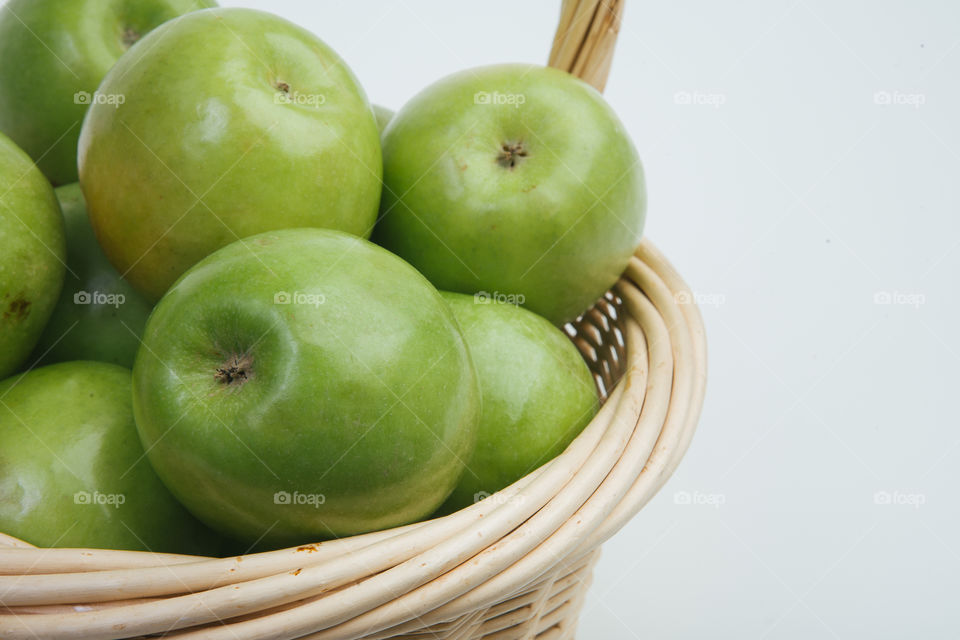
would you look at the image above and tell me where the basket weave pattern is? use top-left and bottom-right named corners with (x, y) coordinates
top-left (0, 2), bottom-right (707, 638)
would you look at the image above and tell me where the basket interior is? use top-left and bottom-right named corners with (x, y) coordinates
top-left (565, 290), bottom-right (628, 403)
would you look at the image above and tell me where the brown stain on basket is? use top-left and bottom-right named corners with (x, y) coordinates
top-left (297, 544), bottom-right (319, 553)
top-left (291, 568), bottom-right (302, 576)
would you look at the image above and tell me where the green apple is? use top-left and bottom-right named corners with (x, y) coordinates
top-left (0, 361), bottom-right (223, 553)
top-left (438, 292), bottom-right (598, 512)
top-left (29, 184), bottom-right (153, 368)
top-left (0, 0), bottom-right (216, 185)
top-left (373, 104), bottom-right (394, 136)
top-left (78, 7), bottom-right (383, 301)
top-left (0, 133), bottom-right (65, 379)
top-left (373, 64), bottom-right (645, 325)
top-left (133, 228), bottom-right (479, 546)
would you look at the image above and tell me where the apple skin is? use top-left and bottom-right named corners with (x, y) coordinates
top-left (132, 228), bottom-right (479, 546)
top-left (29, 184), bottom-right (153, 368)
top-left (373, 104), bottom-right (394, 136)
top-left (374, 64), bottom-right (645, 325)
top-left (0, 133), bottom-right (65, 379)
top-left (79, 8), bottom-right (383, 301)
top-left (437, 292), bottom-right (598, 512)
top-left (0, 361), bottom-right (224, 554)
top-left (0, 0), bottom-right (216, 185)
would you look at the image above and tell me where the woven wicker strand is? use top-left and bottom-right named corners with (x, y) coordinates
top-left (549, 0), bottom-right (624, 91)
top-left (0, 2), bottom-right (707, 638)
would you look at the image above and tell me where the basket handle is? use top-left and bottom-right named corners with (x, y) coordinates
top-left (548, 0), bottom-right (624, 93)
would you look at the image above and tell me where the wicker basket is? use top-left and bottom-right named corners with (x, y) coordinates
top-left (0, 1), bottom-right (707, 638)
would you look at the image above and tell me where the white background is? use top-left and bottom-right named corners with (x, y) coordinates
top-left (223, 1), bottom-right (959, 637)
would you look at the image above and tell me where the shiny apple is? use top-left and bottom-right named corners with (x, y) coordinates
top-left (374, 64), bottom-right (645, 324)
top-left (79, 8), bottom-right (382, 300)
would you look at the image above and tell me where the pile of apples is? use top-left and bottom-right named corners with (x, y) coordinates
top-left (0, 2), bottom-right (645, 553)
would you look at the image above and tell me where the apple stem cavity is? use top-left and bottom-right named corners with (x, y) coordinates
top-left (121, 27), bottom-right (141, 48)
top-left (275, 81), bottom-right (290, 94)
top-left (497, 141), bottom-right (528, 170)
top-left (214, 353), bottom-right (253, 387)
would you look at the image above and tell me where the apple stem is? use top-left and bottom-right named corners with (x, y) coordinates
top-left (214, 353), bottom-right (253, 386)
top-left (497, 142), bottom-right (528, 170)
top-left (122, 27), bottom-right (141, 48)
